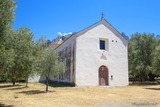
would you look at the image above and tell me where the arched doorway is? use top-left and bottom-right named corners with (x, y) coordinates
top-left (99, 65), bottom-right (108, 85)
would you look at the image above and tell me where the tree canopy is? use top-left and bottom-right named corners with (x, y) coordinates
top-left (0, 27), bottom-right (34, 85)
top-left (0, 0), bottom-right (16, 81)
top-left (33, 47), bottom-right (65, 92)
top-left (0, 0), bottom-right (15, 40)
top-left (129, 33), bottom-right (160, 81)
top-left (152, 45), bottom-right (160, 75)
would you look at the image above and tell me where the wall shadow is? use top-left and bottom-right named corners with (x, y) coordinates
top-left (40, 81), bottom-right (75, 87)
top-left (0, 102), bottom-right (13, 107)
top-left (39, 75), bottom-right (46, 82)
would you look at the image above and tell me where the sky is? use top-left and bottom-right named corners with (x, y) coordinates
top-left (13, 0), bottom-right (160, 40)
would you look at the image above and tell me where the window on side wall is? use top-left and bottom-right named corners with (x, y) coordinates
top-left (99, 38), bottom-right (108, 51)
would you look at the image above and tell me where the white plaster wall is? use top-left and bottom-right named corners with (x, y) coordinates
top-left (75, 24), bottom-right (128, 86)
top-left (28, 75), bottom-right (46, 82)
top-left (50, 35), bottom-right (77, 83)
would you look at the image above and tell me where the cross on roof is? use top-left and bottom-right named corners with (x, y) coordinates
top-left (101, 12), bottom-right (104, 20)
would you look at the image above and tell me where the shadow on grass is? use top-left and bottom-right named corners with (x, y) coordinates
top-left (40, 81), bottom-right (75, 87)
top-left (145, 88), bottom-right (160, 91)
top-left (17, 90), bottom-right (55, 95)
top-left (0, 103), bottom-right (13, 107)
top-left (0, 84), bottom-right (22, 89)
top-left (5, 87), bottom-right (26, 90)
top-left (129, 81), bottom-right (160, 86)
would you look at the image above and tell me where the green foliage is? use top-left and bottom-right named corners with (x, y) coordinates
top-left (0, 0), bottom-right (15, 40)
top-left (152, 45), bottom-right (160, 75)
top-left (0, 0), bottom-right (15, 25)
top-left (34, 48), bottom-right (65, 77)
top-left (0, 27), bottom-right (15, 80)
top-left (0, 26), bottom-right (34, 85)
top-left (0, 1), bottom-right (65, 89)
top-left (31, 37), bottom-right (48, 76)
top-left (13, 27), bottom-right (34, 77)
top-left (33, 47), bottom-right (65, 91)
top-left (0, 0), bottom-right (16, 81)
top-left (129, 33), bottom-right (156, 81)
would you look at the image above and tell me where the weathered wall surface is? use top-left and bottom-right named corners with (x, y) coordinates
top-left (75, 24), bottom-right (128, 86)
top-left (29, 34), bottom-right (77, 83)
top-left (49, 35), bottom-right (77, 83)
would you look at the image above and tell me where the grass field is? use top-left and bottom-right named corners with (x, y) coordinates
top-left (0, 83), bottom-right (160, 107)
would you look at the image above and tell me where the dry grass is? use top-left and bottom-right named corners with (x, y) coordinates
top-left (0, 83), bottom-right (160, 107)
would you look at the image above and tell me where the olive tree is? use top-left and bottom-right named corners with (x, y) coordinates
top-left (128, 33), bottom-right (155, 81)
top-left (34, 48), bottom-right (65, 92)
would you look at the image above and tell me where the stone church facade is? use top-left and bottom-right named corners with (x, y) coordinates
top-left (30, 17), bottom-right (129, 86)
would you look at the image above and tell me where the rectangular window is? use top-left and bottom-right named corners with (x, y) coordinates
top-left (100, 40), bottom-right (105, 50)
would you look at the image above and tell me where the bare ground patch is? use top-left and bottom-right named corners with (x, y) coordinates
top-left (0, 83), bottom-right (160, 107)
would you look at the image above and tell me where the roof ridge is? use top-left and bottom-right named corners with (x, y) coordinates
top-left (49, 18), bottom-right (128, 49)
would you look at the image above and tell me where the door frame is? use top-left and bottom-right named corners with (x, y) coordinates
top-left (98, 65), bottom-right (109, 86)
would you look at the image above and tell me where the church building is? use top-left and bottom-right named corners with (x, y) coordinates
top-left (30, 16), bottom-right (129, 86)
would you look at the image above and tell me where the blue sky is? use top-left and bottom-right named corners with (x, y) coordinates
top-left (13, 0), bottom-right (160, 40)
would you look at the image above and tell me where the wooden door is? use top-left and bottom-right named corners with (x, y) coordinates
top-left (99, 66), bottom-right (108, 85)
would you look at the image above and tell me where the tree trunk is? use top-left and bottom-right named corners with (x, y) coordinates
top-left (46, 76), bottom-right (49, 92)
top-left (12, 78), bottom-right (15, 86)
top-left (148, 73), bottom-right (156, 81)
top-left (13, 80), bottom-right (15, 86)
top-left (140, 74), bottom-right (146, 82)
top-left (25, 77), bottom-right (28, 87)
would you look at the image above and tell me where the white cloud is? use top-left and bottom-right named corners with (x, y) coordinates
top-left (57, 32), bottom-right (73, 36)
top-left (63, 33), bottom-right (68, 36)
top-left (57, 32), bottom-right (62, 35)
top-left (68, 32), bottom-right (73, 35)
